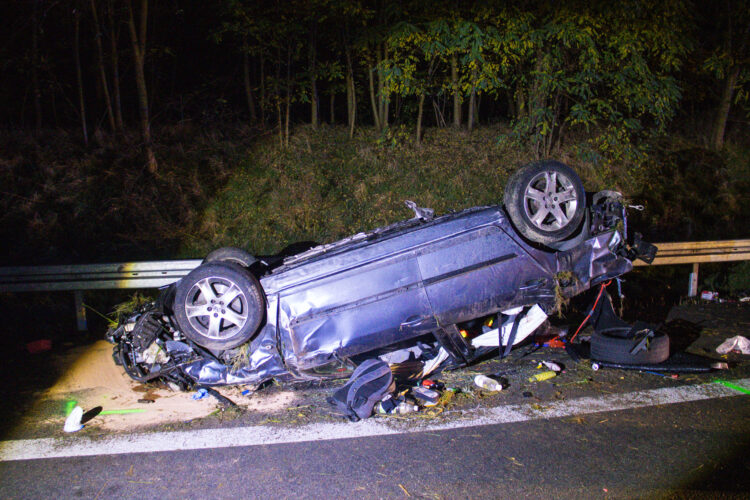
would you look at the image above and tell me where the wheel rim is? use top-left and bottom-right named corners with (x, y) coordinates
top-left (522, 170), bottom-right (579, 232)
top-left (183, 275), bottom-right (249, 340)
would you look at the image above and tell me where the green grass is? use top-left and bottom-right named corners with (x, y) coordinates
top-left (183, 124), bottom-right (644, 257)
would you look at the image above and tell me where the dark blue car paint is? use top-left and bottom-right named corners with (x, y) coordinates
top-left (183, 205), bottom-right (633, 386)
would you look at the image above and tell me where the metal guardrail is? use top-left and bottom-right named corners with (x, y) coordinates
top-left (0, 239), bottom-right (748, 330)
top-left (633, 239), bottom-right (750, 267)
top-left (0, 259), bottom-right (203, 293)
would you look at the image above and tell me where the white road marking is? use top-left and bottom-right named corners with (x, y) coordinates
top-left (1, 378), bottom-right (748, 462)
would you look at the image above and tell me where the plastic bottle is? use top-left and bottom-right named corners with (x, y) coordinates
top-left (474, 374), bottom-right (504, 391)
top-left (528, 370), bottom-right (556, 382)
top-left (393, 402), bottom-right (419, 414)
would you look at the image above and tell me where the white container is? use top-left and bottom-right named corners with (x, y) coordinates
top-left (474, 375), bottom-right (503, 391)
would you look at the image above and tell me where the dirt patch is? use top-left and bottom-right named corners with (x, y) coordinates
top-left (17, 341), bottom-right (299, 435)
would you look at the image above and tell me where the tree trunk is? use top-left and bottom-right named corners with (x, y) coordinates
top-left (32, 0), bottom-right (42, 134)
top-left (127, 0), bottom-right (157, 173)
top-left (416, 92), bottom-right (426, 145)
top-left (368, 63), bottom-right (381, 130)
top-left (108, 0), bottom-right (124, 132)
top-left (275, 48), bottom-right (282, 146)
top-left (711, 66), bottom-right (740, 150)
top-left (74, 7), bottom-right (88, 146)
top-left (309, 28), bottom-right (318, 129)
top-left (90, 0), bottom-right (116, 133)
top-left (344, 45), bottom-right (356, 138)
top-left (243, 50), bottom-right (258, 124)
top-left (260, 54), bottom-right (266, 126)
top-left (451, 54), bottom-right (461, 128)
top-left (468, 66), bottom-right (478, 131)
top-left (330, 93), bottom-right (335, 124)
top-left (285, 45), bottom-right (292, 147)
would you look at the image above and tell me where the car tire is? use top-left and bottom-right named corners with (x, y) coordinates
top-left (173, 262), bottom-right (265, 351)
top-left (203, 247), bottom-right (257, 268)
top-left (590, 329), bottom-right (670, 364)
top-left (504, 161), bottom-right (586, 245)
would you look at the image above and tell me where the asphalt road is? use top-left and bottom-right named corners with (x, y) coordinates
top-left (1, 391), bottom-right (748, 499)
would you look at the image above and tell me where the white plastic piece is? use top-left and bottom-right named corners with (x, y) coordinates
top-left (716, 336), bottom-right (750, 355)
top-left (64, 406), bottom-right (84, 433)
top-left (471, 304), bottom-right (548, 348)
top-left (420, 347), bottom-right (450, 379)
top-left (542, 361), bottom-right (562, 372)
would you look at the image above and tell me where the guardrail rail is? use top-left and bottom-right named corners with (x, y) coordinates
top-left (1, 239), bottom-right (748, 330)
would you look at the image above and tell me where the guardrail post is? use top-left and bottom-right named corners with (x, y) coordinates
top-left (688, 263), bottom-right (699, 297)
top-left (74, 291), bottom-right (87, 331)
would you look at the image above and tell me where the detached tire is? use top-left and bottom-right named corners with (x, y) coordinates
top-left (504, 161), bottom-right (586, 245)
top-left (173, 262), bottom-right (265, 351)
top-left (203, 247), bottom-right (257, 268)
top-left (590, 330), bottom-right (670, 364)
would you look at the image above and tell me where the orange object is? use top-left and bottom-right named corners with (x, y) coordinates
top-left (547, 338), bottom-right (566, 349)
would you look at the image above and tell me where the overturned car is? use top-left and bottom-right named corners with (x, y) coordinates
top-left (106, 161), bottom-right (655, 389)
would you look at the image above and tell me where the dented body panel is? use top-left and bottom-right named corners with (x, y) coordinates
top-left (110, 203), bottom-right (642, 388)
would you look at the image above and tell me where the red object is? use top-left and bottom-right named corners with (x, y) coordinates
top-left (422, 379), bottom-right (436, 388)
top-left (569, 280), bottom-right (611, 343)
top-left (26, 339), bottom-right (52, 354)
top-left (547, 338), bottom-right (567, 349)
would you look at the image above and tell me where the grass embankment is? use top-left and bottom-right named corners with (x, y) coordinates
top-left (184, 125), bottom-right (644, 257)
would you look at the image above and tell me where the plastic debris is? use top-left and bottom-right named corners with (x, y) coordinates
top-left (421, 347), bottom-right (450, 378)
top-left (474, 374), bottom-right (504, 391)
top-left (700, 291), bottom-right (718, 301)
top-left (528, 371), bottom-right (556, 382)
top-left (64, 406), bottom-right (84, 433)
top-left (471, 305), bottom-right (548, 348)
top-left (376, 395), bottom-right (418, 415)
top-left (716, 336), bottom-right (750, 355)
top-left (412, 386), bottom-right (440, 406)
top-left (541, 361), bottom-right (562, 372)
top-left (192, 387), bottom-right (209, 400)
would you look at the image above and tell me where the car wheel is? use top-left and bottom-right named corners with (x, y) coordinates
top-left (203, 247), bottom-right (257, 268)
top-left (173, 262), bottom-right (265, 351)
top-left (590, 329), bottom-right (670, 364)
top-left (504, 161), bottom-right (586, 245)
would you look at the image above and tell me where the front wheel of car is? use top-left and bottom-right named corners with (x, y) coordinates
top-left (504, 161), bottom-right (586, 245)
top-left (173, 262), bottom-right (265, 351)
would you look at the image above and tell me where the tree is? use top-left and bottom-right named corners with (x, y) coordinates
top-left (73, 2), bottom-right (88, 145)
top-left (90, 0), bottom-right (116, 133)
top-left (702, 0), bottom-right (750, 150)
top-left (485, 1), bottom-right (689, 160)
top-left (126, 0), bottom-right (157, 173)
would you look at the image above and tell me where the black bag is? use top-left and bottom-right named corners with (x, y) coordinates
top-left (327, 359), bottom-right (394, 421)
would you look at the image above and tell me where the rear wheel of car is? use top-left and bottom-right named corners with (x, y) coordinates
top-left (504, 161), bottom-right (586, 245)
top-left (590, 329), bottom-right (670, 364)
top-left (203, 247), bottom-right (257, 268)
top-left (173, 262), bottom-right (265, 351)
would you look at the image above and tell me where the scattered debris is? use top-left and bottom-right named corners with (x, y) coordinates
top-left (474, 374), bottom-right (504, 392)
top-left (700, 291), bottom-right (719, 301)
top-left (642, 370), bottom-right (678, 379)
top-left (541, 361), bottom-right (562, 372)
top-left (327, 359), bottom-right (394, 421)
top-left (64, 406), bottom-right (84, 433)
top-left (716, 335), bottom-right (750, 355)
top-left (192, 388), bottom-right (209, 400)
top-left (471, 305), bottom-right (547, 348)
top-left (528, 371), bottom-right (557, 382)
